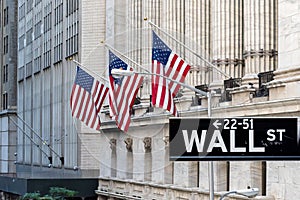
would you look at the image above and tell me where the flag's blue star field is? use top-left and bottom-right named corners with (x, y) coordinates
top-left (75, 67), bottom-right (94, 93)
top-left (152, 31), bottom-right (172, 65)
top-left (109, 51), bottom-right (128, 85)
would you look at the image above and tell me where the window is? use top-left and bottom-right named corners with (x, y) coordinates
top-left (2, 93), bottom-right (8, 110)
top-left (4, 36), bottom-right (8, 54)
top-left (54, 1), bottom-right (63, 63)
top-left (19, 4), bottom-right (26, 20)
top-left (43, 2), bottom-right (52, 68)
top-left (4, 7), bottom-right (9, 26)
top-left (54, 40), bottom-right (63, 63)
top-left (44, 50), bottom-right (51, 69)
top-left (18, 66), bottom-right (25, 81)
top-left (19, 34), bottom-right (25, 50)
top-left (34, 56), bottom-right (41, 73)
top-left (26, 28), bottom-right (33, 45)
top-left (3, 64), bottom-right (8, 83)
top-left (66, 21), bottom-right (79, 57)
top-left (44, 13), bottom-right (52, 32)
top-left (66, 0), bottom-right (79, 16)
top-left (43, 31), bottom-right (52, 68)
top-left (35, 0), bottom-right (42, 6)
top-left (26, 62), bottom-right (33, 78)
top-left (55, 1), bottom-right (63, 24)
top-left (34, 21), bottom-right (42, 39)
top-left (27, 0), bottom-right (33, 13)
top-left (66, 0), bottom-right (79, 57)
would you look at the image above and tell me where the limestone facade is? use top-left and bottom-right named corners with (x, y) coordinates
top-left (3, 0), bottom-right (299, 199)
top-left (96, 0), bottom-right (300, 200)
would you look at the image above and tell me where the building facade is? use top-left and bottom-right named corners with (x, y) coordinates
top-left (16, 0), bottom-right (106, 176)
top-left (0, 0), bottom-right (18, 111)
top-left (0, 0), bottom-right (18, 199)
top-left (1, 0), bottom-right (107, 199)
top-left (1, 0), bottom-right (300, 200)
top-left (96, 0), bottom-right (300, 200)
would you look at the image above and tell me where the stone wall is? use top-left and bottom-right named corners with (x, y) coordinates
top-left (98, 0), bottom-right (300, 199)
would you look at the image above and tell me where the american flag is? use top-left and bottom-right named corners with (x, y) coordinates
top-left (70, 66), bottom-right (108, 130)
top-left (108, 51), bottom-right (144, 132)
top-left (151, 31), bottom-right (191, 116)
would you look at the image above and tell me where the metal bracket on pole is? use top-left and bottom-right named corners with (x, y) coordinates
top-left (9, 116), bottom-right (50, 159)
top-left (15, 115), bottom-right (62, 159)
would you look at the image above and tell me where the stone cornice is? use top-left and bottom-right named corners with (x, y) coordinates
top-left (211, 97), bottom-right (300, 117)
top-left (97, 177), bottom-right (275, 200)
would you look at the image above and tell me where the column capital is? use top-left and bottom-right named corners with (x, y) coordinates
top-left (143, 137), bottom-right (152, 153)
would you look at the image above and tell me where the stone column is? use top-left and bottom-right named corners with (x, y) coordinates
top-left (233, 2), bottom-right (274, 184)
top-left (243, 0), bottom-right (277, 86)
top-left (143, 137), bottom-right (152, 182)
top-left (267, 3), bottom-right (300, 199)
top-left (184, 0), bottom-right (212, 87)
top-left (231, 1), bottom-right (271, 186)
top-left (268, 0), bottom-right (300, 100)
top-left (125, 138), bottom-right (133, 179)
top-left (163, 136), bottom-right (173, 184)
top-left (126, 0), bottom-right (151, 103)
top-left (210, 0), bottom-right (225, 91)
top-left (174, 161), bottom-right (199, 188)
top-left (231, 0), bottom-right (277, 105)
top-left (110, 138), bottom-right (117, 177)
top-left (210, 0), bottom-right (245, 191)
top-left (211, 0), bottom-right (244, 85)
top-left (199, 161), bottom-right (228, 192)
top-left (230, 161), bottom-right (264, 195)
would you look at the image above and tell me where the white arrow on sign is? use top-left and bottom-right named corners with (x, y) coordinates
top-left (213, 120), bottom-right (222, 129)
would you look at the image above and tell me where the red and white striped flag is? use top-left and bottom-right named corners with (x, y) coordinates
top-left (151, 31), bottom-right (191, 116)
top-left (70, 66), bottom-right (108, 130)
top-left (108, 51), bottom-right (144, 132)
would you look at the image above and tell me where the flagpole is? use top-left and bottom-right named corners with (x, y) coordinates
top-left (146, 19), bottom-right (230, 79)
top-left (104, 43), bottom-right (208, 97)
top-left (16, 115), bottom-right (61, 159)
top-left (9, 116), bottom-right (51, 160)
top-left (106, 29), bottom-right (215, 200)
top-left (103, 42), bottom-right (151, 74)
top-left (145, 19), bottom-right (216, 200)
top-left (113, 69), bottom-right (208, 97)
top-left (71, 59), bottom-right (109, 82)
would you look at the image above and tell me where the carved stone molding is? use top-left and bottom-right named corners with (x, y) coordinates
top-left (163, 136), bottom-right (169, 147)
top-left (110, 138), bottom-right (116, 150)
top-left (124, 138), bottom-right (133, 152)
top-left (143, 137), bottom-right (152, 152)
